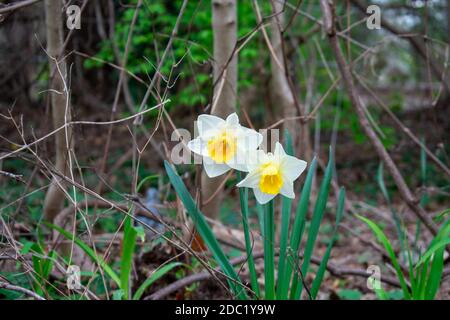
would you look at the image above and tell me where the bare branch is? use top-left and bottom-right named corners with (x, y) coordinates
top-left (319, 0), bottom-right (439, 236)
top-left (147, 250), bottom-right (403, 300)
top-left (0, 281), bottom-right (45, 300)
top-left (0, 0), bottom-right (41, 14)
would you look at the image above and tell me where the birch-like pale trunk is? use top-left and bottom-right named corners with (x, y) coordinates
top-left (269, 1), bottom-right (312, 161)
top-left (201, 0), bottom-right (237, 219)
top-left (43, 0), bottom-right (72, 222)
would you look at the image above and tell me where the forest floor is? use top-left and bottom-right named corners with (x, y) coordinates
top-left (1, 103), bottom-right (449, 300)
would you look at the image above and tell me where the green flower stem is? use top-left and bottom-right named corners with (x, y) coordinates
top-left (237, 172), bottom-right (260, 298)
top-left (264, 199), bottom-right (275, 299)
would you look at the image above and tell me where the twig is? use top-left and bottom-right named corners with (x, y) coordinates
top-left (355, 74), bottom-right (450, 179)
top-left (94, 0), bottom-right (143, 222)
top-left (319, 0), bottom-right (439, 236)
top-left (0, 100), bottom-right (168, 162)
top-left (0, 280), bottom-right (45, 300)
top-left (350, 0), bottom-right (450, 96)
top-left (136, 0), bottom-right (189, 115)
top-left (0, 170), bottom-right (24, 183)
top-left (0, 0), bottom-right (41, 14)
top-left (146, 250), bottom-right (403, 300)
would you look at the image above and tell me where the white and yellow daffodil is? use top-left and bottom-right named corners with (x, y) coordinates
top-left (187, 113), bottom-right (263, 177)
top-left (237, 142), bottom-right (307, 204)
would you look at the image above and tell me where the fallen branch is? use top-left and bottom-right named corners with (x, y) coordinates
top-left (146, 250), bottom-right (402, 300)
top-left (0, 280), bottom-right (45, 300)
top-left (0, 0), bottom-right (41, 14)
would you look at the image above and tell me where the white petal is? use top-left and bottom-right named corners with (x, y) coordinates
top-left (226, 157), bottom-right (248, 172)
top-left (237, 171), bottom-right (261, 188)
top-left (253, 189), bottom-right (276, 205)
top-left (226, 146), bottom-right (251, 172)
top-left (280, 180), bottom-right (295, 199)
top-left (281, 156), bottom-right (307, 181)
top-left (187, 137), bottom-right (208, 156)
top-left (245, 150), bottom-right (268, 172)
top-left (197, 114), bottom-right (225, 136)
top-left (274, 141), bottom-right (286, 158)
top-left (226, 113), bottom-right (239, 126)
top-left (203, 162), bottom-right (230, 177)
top-left (236, 127), bottom-right (263, 151)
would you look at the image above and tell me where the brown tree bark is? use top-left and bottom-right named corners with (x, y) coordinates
top-left (43, 0), bottom-right (72, 222)
top-left (201, 0), bottom-right (237, 219)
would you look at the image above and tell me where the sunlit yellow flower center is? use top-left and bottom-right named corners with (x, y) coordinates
top-left (207, 131), bottom-right (237, 163)
top-left (259, 163), bottom-right (283, 194)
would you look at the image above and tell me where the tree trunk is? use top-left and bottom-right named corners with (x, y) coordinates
top-left (201, 0), bottom-right (237, 219)
top-left (43, 0), bottom-right (72, 222)
top-left (269, 1), bottom-right (312, 161)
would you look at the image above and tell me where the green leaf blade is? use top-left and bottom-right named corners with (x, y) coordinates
top-left (164, 161), bottom-right (247, 299)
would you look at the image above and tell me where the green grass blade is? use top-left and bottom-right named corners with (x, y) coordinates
top-left (277, 195), bottom-right (292, 299)
top-left (30, 243), bottom-right (46, 295)
top-left (237, 172), bottom-right (260, 298)
top-left (413, 258), bottom-right (426, 299)
top-left (120, 213), bottom-right (137, 299)
top-left (415, 238), bottom-right (450, 267)
top-left (285, 157), bottom-right (317, 299)
top-left (421, 217), bottom-right (450, 252)
top-left (423, 218), bottom-right (450, 299)
top-left (424, 245), bottom-right (445, 299)
top-left (377, 162), bottom-right (405, 254)
top-left (264, 200), bottom-right (275, 299)
top-left (356, 215), bottom-right (411, 299)
top-left (373, 284), bottom-right (389, 300)
top-left (276, 131), bottom-right (294, 299)
top-left (41, 250), bottom-right (56, 282)
top-left (132, 262), bottom-right (183, 300)
top-left (415, 138), bottom-right (428, 248)
top-left (310, 187), bottom-right (346, 299)
top-left (137, 174), bottom-right (159, 193)
top-left (292, 148), bottom-right (334, 299)
top-left (407, 244), bottom-right (418, 297)
top-left (420, 137), bottom-right (427, 185)
top-left (377, 162), bottom-right (391, 204)
top-left (164, 161), bottom-right (247, 299)
top-left (45, 222), bottom-right (120, 286)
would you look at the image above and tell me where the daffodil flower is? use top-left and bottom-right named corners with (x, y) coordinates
top-left (237, 142), bottom-right (307, 204)
top-left (187, 113), bottom-right (263, 177)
